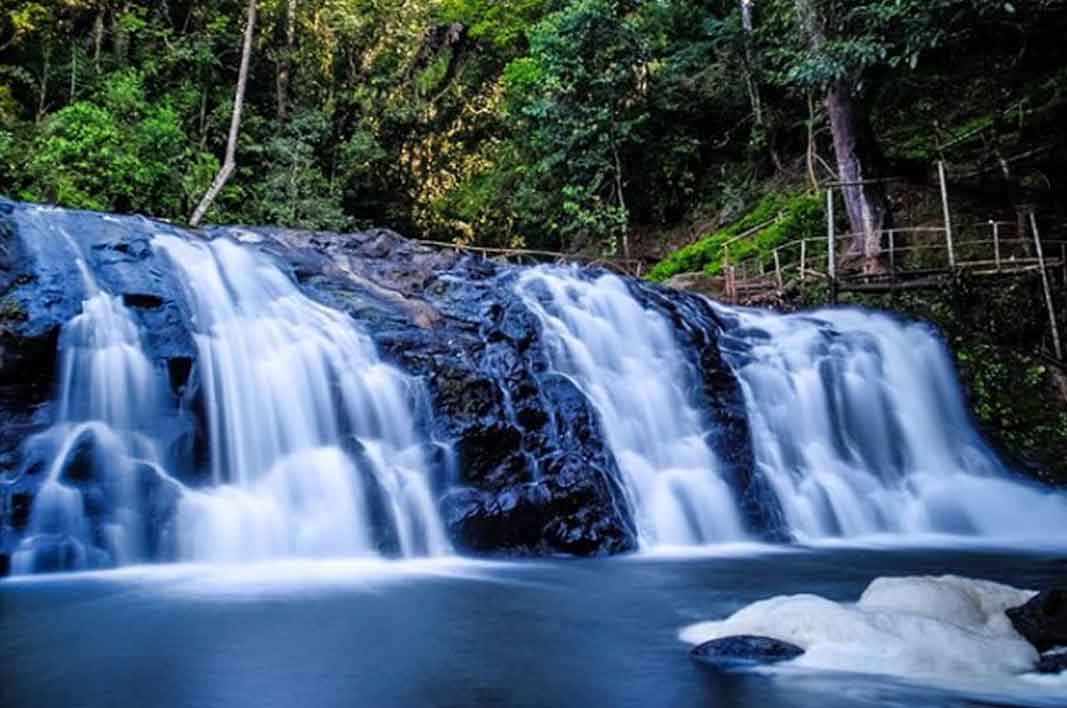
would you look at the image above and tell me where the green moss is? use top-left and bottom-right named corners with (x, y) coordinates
top-left (0, 296), bottom-right (26, 340)
top-left (646, 192), bottom-right (824, 283)
top-left (0, 296), bottom-right (25, 322)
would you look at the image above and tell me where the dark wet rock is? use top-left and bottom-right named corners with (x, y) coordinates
top-left (135, 463), bottom-right (182, 560)
top-left (16, 535), bottom-right (112, 574)
top-left (1035, 651), bottom-right (1067, 674)
top-left (690, 635), bottom-right (805, 669)
top-left (58, 427), bottom-right (104, 485)
top-left (442, 475), bottom-right (632, 557)
top-left (1007, 589), bottom-right (1067, 652)
top-left (0, 551), bottom-right (9, 577)
top-left (121, 293), bottom-right (165, 309)
top-left (8, 492), bottom-right (33, 530)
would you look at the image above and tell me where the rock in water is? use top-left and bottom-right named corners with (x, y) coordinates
top-left (690, 635), bottom-right (804, 669)
top-left (1035, 650), bottom-right (1067, 674)
top-left (1007, 589), bottom-right (1067, 652)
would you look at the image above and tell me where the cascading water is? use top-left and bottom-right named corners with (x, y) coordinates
top-left (154, 235), bottom-right (449, 562)
top-left (8, 217), bottom-right (448, 573)
top-left (717, 306), bottom-right (1067, 542)
top-left (516, 268), bottom-right (747, 547)
top-left (11, 228), bottom-right (176, 572)
top-left (7, 200), bottom-right (1067, 575)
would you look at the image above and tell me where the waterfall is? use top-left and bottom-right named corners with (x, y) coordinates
top-left (154, 235), bottom-right (449, 561)
top-left (718, 306), bottom-right (1067, 542)
top-left (11, 227), bottom-right (174, 572)
top-left (9, 224), bottom-right (448, 573)
top-left (7, 201), bottom-right (1067, 573)
top-left (516, 268), bottom-right (747, 547)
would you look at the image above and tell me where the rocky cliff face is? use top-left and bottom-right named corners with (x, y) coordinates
top-left (0, 199), bottom-right (760, 567)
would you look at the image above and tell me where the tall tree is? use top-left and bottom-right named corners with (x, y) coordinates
top-left (792, 0), bottom-right (891, 269)
top-left (275, 0), bottom-right (295, 121)
top-left (190, 0), bottom-right (257, 228)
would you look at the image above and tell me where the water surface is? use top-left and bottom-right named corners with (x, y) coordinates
top-left (3, 547), bottom-right (1065, 707)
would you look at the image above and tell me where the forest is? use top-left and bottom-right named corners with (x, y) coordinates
top-left (6, 4), bottom-right (1067, 704)
top-left (2, 1), bottom-right (1066, 257)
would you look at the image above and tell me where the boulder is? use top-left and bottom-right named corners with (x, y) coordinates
top-left (690, 635), bottom-right (805, 669)
top-left (1035, 651), bottom-right (1067, 674)
top-left (1007, 589), bottom-right (1067, 652)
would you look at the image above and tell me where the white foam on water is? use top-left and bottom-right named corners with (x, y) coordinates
top-left (680, 575), bottom-right (1066, 698)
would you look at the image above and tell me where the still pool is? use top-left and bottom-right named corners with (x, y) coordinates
top-left (2, 546), bottom-right (1065, 708)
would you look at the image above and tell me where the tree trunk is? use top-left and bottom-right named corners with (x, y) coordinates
top-left (112, 4), bottom-right (129, 65)
top-left (275, 0), bottom-right (296, 121)
top-left (794, 0), bottom-right (892, 272)
top-left (612, 141), bottom-right (630, 259)
top-left (739, 0), bottom-right (764, 129)
top-left (36, 49), bottom-right (51, 123)
top-left (93, 11), bottom-right (105, 69)
top-left (825, 80), bottom-right (892, 267)
top-left (190, 0), bottom-right (257, 228)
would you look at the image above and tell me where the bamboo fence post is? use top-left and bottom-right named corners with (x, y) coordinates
top-left (938, 161), bottom-right (956, 269)
top-left (888, 229), bottom-right (896, 281)
top-left (993, 221), bottom-right (1001, 271)
top-left (1060, 244), bottom-right (1066, 287)
top-left (800, 239), bottom-right (807, 281)
top-left (773, 248), bottom-right (783, 291)
top-left (729, 265), bottom-right (737, 303)
top-left (1029, 212), bottom-right (1063, 360)
top-left (722, 246), bottom-right (731, 300)
top-left (827, 190), bottom-right (837, 303)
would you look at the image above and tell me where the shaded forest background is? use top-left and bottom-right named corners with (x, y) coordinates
top-left (2, 0), bottom-right (1066, 256)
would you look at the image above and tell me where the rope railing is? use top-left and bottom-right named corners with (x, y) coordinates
top-left (725, 228), bottom-right (1067, 298)
top-left (724, 221), bottom-right (1067, 362)
top-left (410, 238), bottom-right (645, 277)
top-left (714, 161), bottom-right (1066, 360)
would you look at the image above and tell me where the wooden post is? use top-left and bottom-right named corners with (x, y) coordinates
top-left (826, 189), bottom-right (838, 304)
top-left (773, 248), bottom-right (783, 291)
top-left (800, 239), bottom-right (807, 281)
top-left (938, 161), bottom-right (956, 270)
top-left (729, 265), bottom-right (737, 303)
top-left (1030, 212), bottom-right (1063, 360)
top-left (992, 221), bottom-right (1001, 271)
top-left (1061, 244), bottom-right (1066, 288)
top-left (722, 247), bottom-right (731, 301)
top-left (888, 229), bottom-right (896, 281)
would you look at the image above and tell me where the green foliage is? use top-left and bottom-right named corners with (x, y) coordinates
top-left (647, 192), bottom-right (824, 282)
top-left (437, 0), bottom-right (557, 52)
top-left (18, 69), bottom-right (214, 216)
top-left (247, 110), bottom-right (347, 231)
top-left (499, 0), bottom-right (650, 251)
top-left (766, 0), bottom-right (1007, 92)
top-left (0, 0), bottom-right (1063, 252)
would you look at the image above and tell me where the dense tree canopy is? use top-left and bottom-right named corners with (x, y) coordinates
top-left (1, 1), bottom-right (1065, 254)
